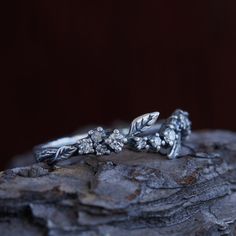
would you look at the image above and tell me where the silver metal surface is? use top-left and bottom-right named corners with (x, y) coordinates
top-left (34, 109), bottom-right (191, 164)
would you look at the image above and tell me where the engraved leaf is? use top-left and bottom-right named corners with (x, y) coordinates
top-left (35, 148), bottom-right (57, 162)
top-left (128, 112), bottom-right (160, 136)
top-left (55, 145), bottom-right (77, 161)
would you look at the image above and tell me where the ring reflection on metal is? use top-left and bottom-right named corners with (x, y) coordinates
top-left (34, 109), bottom-right (191, 165)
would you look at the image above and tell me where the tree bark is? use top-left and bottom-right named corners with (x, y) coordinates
top-left (1, 130), bottom-right (236, 236)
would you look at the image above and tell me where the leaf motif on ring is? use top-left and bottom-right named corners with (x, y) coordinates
top-left (55, 145), bottom-right (77, 160)
top-left (34, 148), bottom-right (58, 162)
top-left (128, 112), bottom-right (160, 136)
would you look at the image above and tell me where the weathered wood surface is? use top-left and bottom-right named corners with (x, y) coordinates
top-left (1, 130), bottom-right (236, 236)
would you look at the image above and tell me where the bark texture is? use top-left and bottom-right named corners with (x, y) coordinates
top-left (1, 130), bottom-right (236, 236)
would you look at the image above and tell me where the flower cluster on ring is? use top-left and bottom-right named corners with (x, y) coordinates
top-left (168, 109), bottom-right (191, 139)
top-left (131, 133), bottom-right (163, 152)
top-left (131, 126), bottom-right (179, 152)
top-left (77, 127), bottom-right (127, 156)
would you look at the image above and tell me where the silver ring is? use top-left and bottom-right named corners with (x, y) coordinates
top-left (34, 109), bottom-right (191, 164)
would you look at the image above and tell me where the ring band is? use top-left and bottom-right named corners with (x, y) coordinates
top-left (34, 109), bottom-right (191, 164)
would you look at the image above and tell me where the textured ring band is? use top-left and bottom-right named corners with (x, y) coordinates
top-left (34, 109), bottom-right (191, 165)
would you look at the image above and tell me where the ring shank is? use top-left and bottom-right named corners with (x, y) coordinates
top-left (40, 134), bottom-right (87, 149)
top-left (33, 109), bottom-right (191, 164)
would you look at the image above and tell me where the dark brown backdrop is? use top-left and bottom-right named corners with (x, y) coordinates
top-left (1, 0), bottom-right (236, 169)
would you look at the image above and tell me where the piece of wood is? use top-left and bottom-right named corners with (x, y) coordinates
top-left (1, 130), bottom-right (236, 236)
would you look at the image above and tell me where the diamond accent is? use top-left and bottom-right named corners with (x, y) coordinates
top-left (132, 137), bottom-right (148, 150)
top-left (95, 144), bottom-right (110, 155)
top-left (105, 129), bottom-right (126, 153)
top-left (89, 127), bottom-right (106, 143)
top-left (163, 128), bottom-right (176, 144)
top-left (77, 138), bottom-right (94, 154)
top-left (149, 136), bottom-right (162, 151)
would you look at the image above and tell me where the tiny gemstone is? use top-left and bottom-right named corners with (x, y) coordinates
top-left (135, 138), bottom-right (147, 150)
top-left (95, 144), bottom-right (109, 155)
top-left (109, 140), bottom-right (123, 152)
top-left (109, 132), bottom-right (124, 141)
top-left (150, 136), bottom-right (162, 148)
top-left (164, 128), bottom-right (176, 144)
top-left (169, 130), bottom-right (176, 140)
top-left (77, 138), bottom-right (94, 154)
top-left (106, 129), bottom-right (125, 152)
top-left (90, 128), bottom-right (106, 143)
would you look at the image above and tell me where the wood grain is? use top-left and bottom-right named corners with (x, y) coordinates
top-left (1, 130), bottom-right (236, 235)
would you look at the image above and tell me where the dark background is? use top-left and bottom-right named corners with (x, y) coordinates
top-left (1, 0), bottom-right (236, 170)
